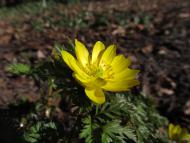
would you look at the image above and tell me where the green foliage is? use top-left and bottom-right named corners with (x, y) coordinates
top-left (57, 11), bottom-right (91, 29)
top-left (0, 1), bottom-right (56, 21)
top-left (6, 63), bottom-right (32, 75)
top-left (114, 11), bottom-right (152, 29)
top-left (101, 120), bottom-right (136, 143)
top-left (80, 116), bottom-right (98, 143)
top-left (31, 20), bottom-right (44, 31)
top-left (79, 93), bottom-right (168, 143)
top-left (23, 121), bottom-right (57, 143)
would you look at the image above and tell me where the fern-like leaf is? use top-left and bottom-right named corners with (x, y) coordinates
top-left (80, 116), bottom-right (98, 143)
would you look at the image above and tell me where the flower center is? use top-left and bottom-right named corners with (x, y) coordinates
top-left (100, 62), bottom-right (114, 80)
top-left (84, 62), bottom-right (114, 80)
top-left (84, 64), bottom-right (103, 77)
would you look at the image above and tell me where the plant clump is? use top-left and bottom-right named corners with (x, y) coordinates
top-left (6, 40), bottom-right (170, 143)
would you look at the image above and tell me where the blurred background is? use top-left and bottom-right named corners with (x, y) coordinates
top-left (0, 0), bottom-right (189, 141)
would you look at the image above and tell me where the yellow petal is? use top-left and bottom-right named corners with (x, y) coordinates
top-left (102, 79), bottom-right (140, 92)
top-left (75, 39), bottom-right (89, 67)
top-left (174, 125), bottom-right (182, 135)
top-left (113, 68), bottom-right (140, 81)
top-left (61, 50), bottom-right (89, 77)
top-left (73, 73), bottom-right (92, 86)
top-left (91, 41), bottom-right (105, 64)
top-left (111, 55), bottom-right (131, 73)
top-left (74, 73), bottom-right (106, 88)
top-left (61, 50), bottom-right (78, 71)
top-left (169, 124), bottom-right (175, 139)
top-left (85, 88), bottom-right (105, 104)
top-left (99, 44), bottom-right (116, 66)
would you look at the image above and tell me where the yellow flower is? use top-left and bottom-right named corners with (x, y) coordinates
top-left (61, 39), bottom-right (140, 104)
top-left (169, 123), bottom-right (190, 143)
